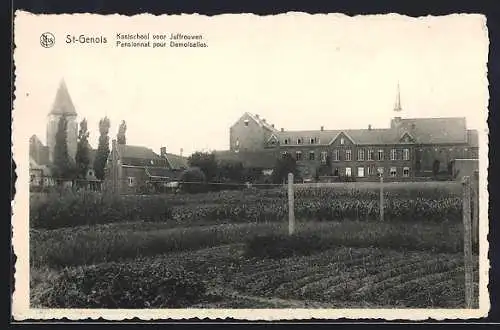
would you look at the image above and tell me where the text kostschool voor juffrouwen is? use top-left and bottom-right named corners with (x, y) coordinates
top-left (64, 33), bottom-right (207, 48)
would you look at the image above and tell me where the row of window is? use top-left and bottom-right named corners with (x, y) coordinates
top-left (284, 148), bottom-right (411, 162)
top-left (333, 166), bottom-right (411, 178)
top-left (283, 137), bottom-right (348, 145)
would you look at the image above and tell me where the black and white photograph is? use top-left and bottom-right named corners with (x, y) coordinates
top-left (12, 12), bottom-right (489, 320)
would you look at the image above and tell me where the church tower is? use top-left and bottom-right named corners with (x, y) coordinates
top-left (47, 79), bottom-right (78, 163)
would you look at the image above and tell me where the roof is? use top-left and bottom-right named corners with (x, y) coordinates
top-left (273, 128), bottom-right (398, 146)
top-left (50, 79), bottom-right (77, 116)
top-left (145, 167), bottom-right (183, 181)
top-left (118, 145), bottom-right (162, 160)
top-left (165, 153), bottom-right (188, 170)
top-left (215, 150), bottom-right (278, 169)
top-left (395, 117), bottom-right (467, 144)
top-left (240, 112), bottom-right (278, 132)
top-left (268, 116), bottom-right (469, 146)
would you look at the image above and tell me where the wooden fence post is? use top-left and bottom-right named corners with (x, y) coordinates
top-left (462, 176), bottom-right (474, 308)
top-left (379, 175), bottom-right (384, 222)
top-left (288, 173), bottom-right (295, 236)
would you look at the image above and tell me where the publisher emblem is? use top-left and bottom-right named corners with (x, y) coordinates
top-left (40, 32), bottom-right (55, 48)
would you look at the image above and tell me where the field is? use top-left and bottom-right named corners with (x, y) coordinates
top-left (29, 182), bottom-right (479, 309)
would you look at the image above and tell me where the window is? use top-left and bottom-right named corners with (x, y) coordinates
top-left (367, 149), bottom-right (374, 161)
top-left (333, 168), bottom-right (339, 176)
top-left (309, 151), bottom-right (315, 161)
top-left (320, 151), bottom-right (327, 164)
top-left (340, 137), bottom-right (345, 145)
top-left (357, 167), bottom-right (365, 177)
top-left (345, 167), bottom-right (352, 177)
top-left (390, 167), bottom-right (397, 177)
top-left (282, 152), bottom-right (288, 159)
top-left (284, 138), bottom-right (289, 145)
top-left (345, 149), bottom-right (352, 161)
top-left (128, 177), bottom-right (136, 187)
top-left (403, 148), bottom-right (410, 161)
top-left (332, 149), bottom-right (339, 161)
top-left (244, 120), bottom-right (249, 127)
top-left (377, 149), bottom-right (384, 161)
top-left (235, 138), bottom-right (240, 149)
top-left (310, 138), bottom-right (315, 144)
top-left (403, 167), bottom-right (410, 177)
top-left (367, 165), bottom-right (376, 176)
top-left (390, 149), bottom-right (397, 161)
top-left (295, 151), bottom-right (302, 161)
top-left (358, 149), bottom-right (365, 161)
top-left (297, 138), bottom-right (303, 144)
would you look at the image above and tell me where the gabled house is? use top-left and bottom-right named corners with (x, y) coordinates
top-left (106, 140), bottom-right (188, 194)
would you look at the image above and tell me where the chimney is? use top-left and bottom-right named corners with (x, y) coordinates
top-left (320, 126), bottom-right (324, 131)
top-left (281, 128), bottom-right (284, 132)
top-left (160, 146), bottom-right (166, 157)
top-left (262, 118), bottom-right (266, 123)
top-left (368, 124), bottom-right (372, 130)
top-left (255, 114), bottom-right (259, 119)
top-left (271, 124), bottom-right (275, 128)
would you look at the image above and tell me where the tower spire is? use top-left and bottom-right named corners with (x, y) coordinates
top-left (394, 82), bottom-right (402, 113)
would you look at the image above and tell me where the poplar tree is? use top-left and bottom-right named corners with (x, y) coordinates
top-left (75, 118), bottom-right (91, 179)
top-left (93, 117), bottom-right (111, 180)
top-left (53, 115), bottom-right (73, 180)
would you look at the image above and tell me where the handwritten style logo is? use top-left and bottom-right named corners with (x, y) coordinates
top-left (40, 32), bottom-right (55, 48)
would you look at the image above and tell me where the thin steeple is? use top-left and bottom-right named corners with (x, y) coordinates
top-left (50, 79), bottom-right (77, 116)
top-left (394, 82), bottom-right (402, 112)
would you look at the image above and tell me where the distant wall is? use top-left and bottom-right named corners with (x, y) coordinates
top-left (452, 159), bottom-right (479, 181)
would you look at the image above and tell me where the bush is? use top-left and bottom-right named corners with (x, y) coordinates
top-left (30, 191), bottom-right (173, 229)
top-left (36, 261), bottom-right (207, 308)
top-left (180, 167), bottom-right (208, 194)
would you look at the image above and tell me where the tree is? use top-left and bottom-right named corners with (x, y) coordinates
top-left (52, 115), bottom-right (74, 180)
top-left (180, 167), bottom-right (207, 193)
top-left (271, 153), bottom-right (300, 184)
top-left (93, 117), bottom-right (111, 180)
top-left (75, 118), bottom-right (91, 179)
top-left (188, 151), bottom-right (218, 181)
top-left (117, 120), bottom-right (127, 145)
top-left (317, 155), bottom-right (332, 177)
top-left (217, 160), bottom-right (244, 183)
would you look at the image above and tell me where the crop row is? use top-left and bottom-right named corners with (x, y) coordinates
top-left (224, 249), bottom-right (477, 308)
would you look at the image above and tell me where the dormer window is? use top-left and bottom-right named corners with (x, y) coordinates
top-left (284, 138), bottom-right (289, 145)
top-left (310, 138), bottom-right (315, 144)
top-left (297, 138), bottom-right (303, 145)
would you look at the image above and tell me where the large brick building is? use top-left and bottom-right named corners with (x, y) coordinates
top-left (228, 93), bottom-right (479, 182)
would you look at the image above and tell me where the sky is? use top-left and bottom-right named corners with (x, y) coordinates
top-left (14, 12), bottom-right (489, 157)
